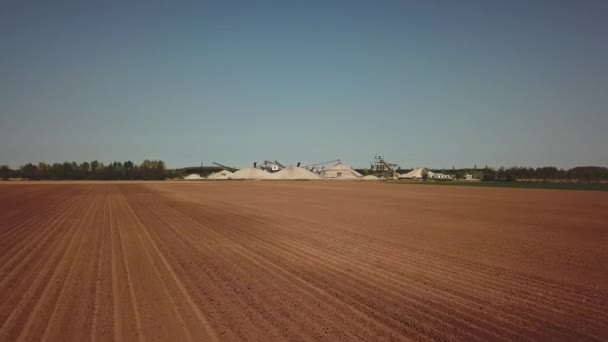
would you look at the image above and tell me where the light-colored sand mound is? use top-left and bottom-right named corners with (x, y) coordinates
top-left (183, 174), bottom-right (203, 180)
top-left (319, 162), bottom-right (362, 179)
top-left (399, 168), bottom-right (434, 179)
top-left (207, 170), bottom-right (233, 180)
top-left (361, 175), bottom-right (380, 180)
top-left (231, 167), bottom-right (274, 180)
top-left (272, 166), bottom-right (320, 180)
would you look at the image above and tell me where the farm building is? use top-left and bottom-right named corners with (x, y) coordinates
top-left (432, 173), bottom-right (452, 180)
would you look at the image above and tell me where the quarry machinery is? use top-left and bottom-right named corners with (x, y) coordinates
top-left (212, 162), bottom-right (237, 173)
top-left (303, 159), bottom-right (341, 173)
top-left (260, 160), bottom-right (284, 173)
top-left (371, 156), bottom-right (399, 179)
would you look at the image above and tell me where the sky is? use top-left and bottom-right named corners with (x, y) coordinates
top-left (1, 1), bottom-right (607, 169)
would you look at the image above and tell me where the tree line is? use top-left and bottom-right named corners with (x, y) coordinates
top-left (2, 161), bottom-right (607, 182)
top-left (0, 160), bottom-right (168, 180)
top-left (435, 165), bottom-right (608, 183)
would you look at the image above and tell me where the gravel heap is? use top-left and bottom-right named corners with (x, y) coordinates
top-left (319, 162), bottom-right (362, 179)
top-left (231, 167), bottom-right (274, 180)
top-left (207, 170), bottom-right (233, 180)
top-left (361, 175), bottom-right (380, 181)
top-left (271, 166), bottom-right (320, 180)
top-left (183, 174), bottom-right (204, 180)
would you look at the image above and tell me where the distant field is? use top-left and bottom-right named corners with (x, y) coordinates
top-left (1, 181), bottom-right (607, 341)
top-left (394, 180), bottom-right (608, 191)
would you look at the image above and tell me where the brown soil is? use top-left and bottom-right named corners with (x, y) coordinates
top-left (1, 181), bottom-right (607, 341)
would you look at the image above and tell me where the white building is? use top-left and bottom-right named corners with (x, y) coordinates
top-left (431, 173), bottom-right (452, 180)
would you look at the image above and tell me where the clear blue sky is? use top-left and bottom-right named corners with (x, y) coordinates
top-left (1, 1), bottom-right (607, 169)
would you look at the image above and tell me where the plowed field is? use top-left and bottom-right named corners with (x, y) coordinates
top-left (1, 182), bottom-right (607, 341)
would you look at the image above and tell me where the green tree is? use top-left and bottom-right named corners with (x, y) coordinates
top-left (0, 165), bottom-right (12, 179)
top-left (90, 160), bottom-right (99, 174)
top-left (481, 167), bottom-right (496, 181)
top-left (13, 159), bottom-right (169, 180)
top-left (21, 163), bottom-right (39, 179)
top-left (80, 162), bottom-right (91, 179)
top-left (421, 168), bottom-right (429, 181)
top-left (124, 161), bottom-right (134, 179)
top-left (37, 162), bottom-right (49, 179)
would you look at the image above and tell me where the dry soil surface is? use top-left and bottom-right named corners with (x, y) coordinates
top-left (0, 181), bottom-right (607, 341)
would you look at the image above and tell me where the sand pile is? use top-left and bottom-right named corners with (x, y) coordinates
top-left (319, 162), bottom-right (362, 179)
top-left (183, 174), bottom-right (203, 180)
top-left (361, 175), bottom-right (380, 181)
top-left (207, 170), bottom-right (233, 180)
top-left (399, 168), bottom-right (433, 179)
top-left (231, 167), bottom-right (274, 180)
top-left (271, 166), bottom-right (320, 180)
